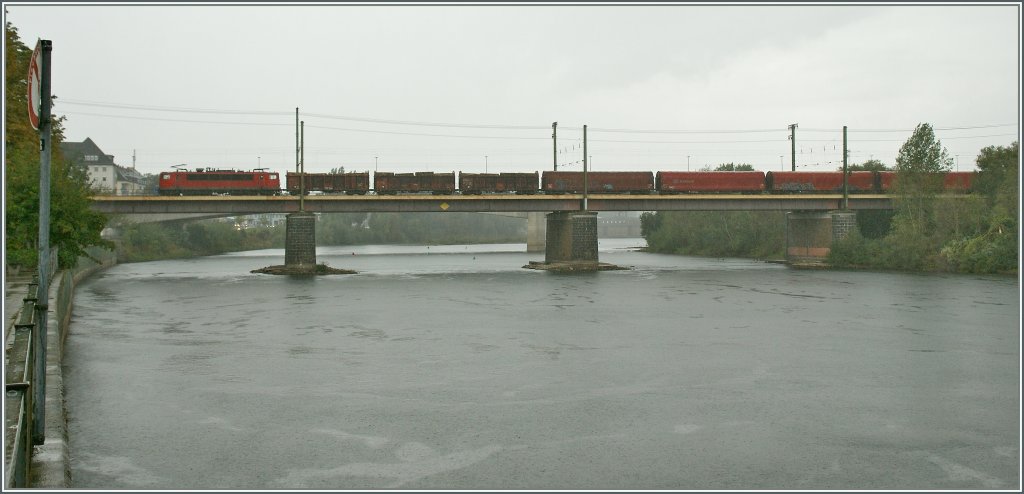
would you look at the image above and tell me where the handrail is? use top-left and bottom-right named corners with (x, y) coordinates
top-left (4, 295), bottom-right (38, 488)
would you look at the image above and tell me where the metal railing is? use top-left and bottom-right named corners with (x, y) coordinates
top-left (4, 280), bottom-right (40, 488)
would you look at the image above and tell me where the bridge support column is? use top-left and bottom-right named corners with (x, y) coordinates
top-left (544, 211), bottom-right (598, 266)
top-left (526, 212), bottom-right (546, 252)
top-left (785, 210), bottom-right (857, 264)
top-left (285, 212), bottom-right (316, 269)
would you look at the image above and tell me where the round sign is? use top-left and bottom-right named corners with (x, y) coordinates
top-left (27, 41), bottom-right (42, 130)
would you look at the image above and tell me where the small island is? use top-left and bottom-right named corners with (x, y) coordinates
top-left (250, 263), bottom-right (356, 276)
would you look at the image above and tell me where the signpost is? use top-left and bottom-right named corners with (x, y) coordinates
top-left (28, 39), bottom-right (52, 445)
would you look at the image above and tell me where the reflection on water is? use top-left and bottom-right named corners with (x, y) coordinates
top-left (64, 239), bottom-right (1020, 490)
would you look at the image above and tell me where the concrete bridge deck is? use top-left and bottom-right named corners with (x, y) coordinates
top-left (91, 194), bottom-right (894, 215)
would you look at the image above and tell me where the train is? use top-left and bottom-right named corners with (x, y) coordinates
top-left (157, 167), bottom-right (976, 196)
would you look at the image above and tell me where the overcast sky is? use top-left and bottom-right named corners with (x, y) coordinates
top-left (4, 2), bottom-right (1020, 177)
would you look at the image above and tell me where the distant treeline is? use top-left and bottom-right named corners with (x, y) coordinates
top-left (115, 212), bottom-right (526, 262)
top-left (640, 128), bottom-right (1018, 275)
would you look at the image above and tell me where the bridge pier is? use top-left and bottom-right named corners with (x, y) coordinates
top-left (526, 212), bottom-right (546, 252)
top-left (285, 212), bottom-right (317, 269)
top-left (525, 211), bottom-right (625, 271)
top-left (785, 210), bottom-right (857, 264)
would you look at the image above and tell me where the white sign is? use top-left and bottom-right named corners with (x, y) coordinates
top-left (27, 40), bottom-right (42, 130)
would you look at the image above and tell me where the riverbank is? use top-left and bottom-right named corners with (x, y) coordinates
top-left (3, 248), bottom-right (116, 488)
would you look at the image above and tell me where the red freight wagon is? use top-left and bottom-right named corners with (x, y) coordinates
top-left (655, 171), bottom-right (766, 194)
top-left (876, 171), bottom-right (975, 193)
top-left (286, 172), bottom-right (370, 194)
top-left (943, 171), bottom-right (975, 192)
top-left (374, 171), bottom-right (456, 195)
top-left (459, 172), bottom-right (539, 194)
top-left (158, 168), bottom-right (280, 195)
top-left (766, 171), bottom-right (876, 193)
top-left (541, 171), bottom-right (654, 194)
top-left (876, 171), bottom-right (896, 192)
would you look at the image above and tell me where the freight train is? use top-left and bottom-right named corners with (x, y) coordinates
top-left (157, 167), bottom-right (976, 196)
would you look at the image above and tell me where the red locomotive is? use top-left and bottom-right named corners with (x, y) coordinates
top-left (541, 171), bottom-right (654, 194)
top-left (286, 172), bottom-right (370, 195)
top-left (459, 172), bottom-right (539, 195)
top-left (157, 168), bottom-right (281, 195)
top-left (656, 171), bottom-right (766, 194)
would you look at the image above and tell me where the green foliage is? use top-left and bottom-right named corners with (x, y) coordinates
top-left (5, 21), bottom-right (111, 270)
top-left (116, 212), bottom-right (525, 262)
top-left (714, 163), bottom-right (755, 171)
top-left (318, 212), bottom-right (525, 245)
top-left (116, 220), bottom-right (285, 262)
top-left (642, 210), bottom-right (785, 259)
top-left (830, 131), bottom-right (1017, 274)
top-left (846, 159), bottom-right (889, 171)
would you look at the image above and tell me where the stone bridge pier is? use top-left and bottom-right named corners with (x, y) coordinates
top-left (285, 212), bottom-right (317, 268)
top-left (785, 210), bottom-right (857, 263)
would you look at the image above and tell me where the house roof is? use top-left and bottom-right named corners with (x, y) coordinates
top-left (60, 137), bottom-right (117, 166)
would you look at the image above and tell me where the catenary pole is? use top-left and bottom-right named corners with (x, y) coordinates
top-left (552, 122), bottom-right (558, 171)
top-left (842, 125), bottom-right (849, 210)
top-left (583, 125), bottom-right (588, 211)
top-left (789, 123), bottom-right (798, 171)
top-left (300, 121), bottom-right (305, 212)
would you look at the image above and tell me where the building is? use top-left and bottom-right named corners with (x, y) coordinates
top-left (61, 138), bottom-right (146, 195)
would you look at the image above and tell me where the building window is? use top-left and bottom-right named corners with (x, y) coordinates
top-left (85, 155), bottom-right (98, 162)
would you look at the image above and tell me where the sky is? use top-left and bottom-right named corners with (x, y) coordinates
top-left (3, 2), bottom-right (1021, 178)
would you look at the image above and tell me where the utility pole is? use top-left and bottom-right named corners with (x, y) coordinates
top-left (552, 122), bottom-right (558, 171)
top-left (295, 108), bottom-right (300, 173)
top-left (842, 125), bottom-right (848, 210)
top-left (687, 155), bottom-right (690, 171)
top-left (485, 155), bottom-right (488, 173)
top-left (132, 149), bottom-right (136, 169)
top-left (300, 121), bottom-right (305, 212)
top-left (582, 124), bottom-right (588, 211)
top-left (788, 123), bottom-right (798, 171)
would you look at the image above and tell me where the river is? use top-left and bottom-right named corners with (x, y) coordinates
top-left (63, 238), bottom-right (1019, 490)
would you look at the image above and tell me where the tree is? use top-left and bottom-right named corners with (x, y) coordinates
top-left (715, 163), bottom-right (755, 171)
top-left (845, 159), bottom-right (889, 171)
top-left (5, 21), bottom-right (110, 269)
top-left (974, 141), bottom-right (1018, 200)
top-left (891, 123), bottom-right (953, 239)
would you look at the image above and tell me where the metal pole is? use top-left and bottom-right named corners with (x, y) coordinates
top-left (687, 155), bottom-right (690, 171)
top-left (295, 108), bottom-right (300, 173)
top-left (552, 122), bottom-right (558, 171)
top-left (300, 121), bottom-right (305, 212)
top-left (842, 125), bottom-right (849, 210)
top-left (33, 39), bottom-right (53, 446)
top-left (485, 155), bottom-right (488, 173)
top-left (789, 123), bottom-right (798, 171)
top-left (583, 124), bottom-right (588, 211)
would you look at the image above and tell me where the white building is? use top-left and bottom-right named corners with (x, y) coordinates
top-left (61, 137), bottom-right (146, 195)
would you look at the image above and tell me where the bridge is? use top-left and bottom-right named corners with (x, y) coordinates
top-left (90, 193), bottom-right (893, 215)
top-left (89, 193), bottom-right (895, 271)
